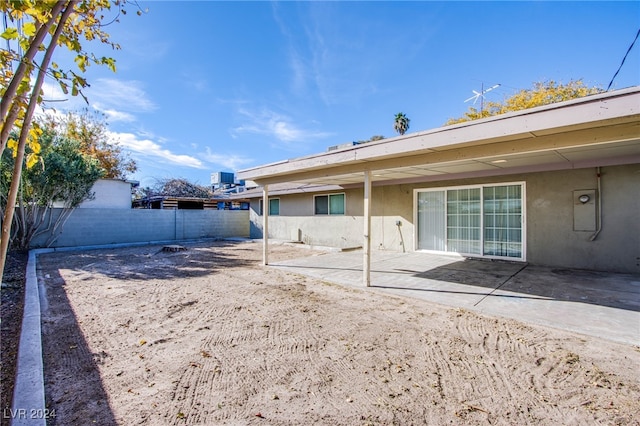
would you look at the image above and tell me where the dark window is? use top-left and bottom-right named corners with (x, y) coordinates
top-left (259, 198), bottom-right (280, 215)
top-left (314, 193), bottom-right (345, 215)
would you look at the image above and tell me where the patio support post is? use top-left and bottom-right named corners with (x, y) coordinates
top-left (363, 170), bottom-right (372, 287)
top-left (263, 185), bottom-right (269, 265)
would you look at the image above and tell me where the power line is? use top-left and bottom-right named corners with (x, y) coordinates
top-left (607, 27), bottom-right (640, 91)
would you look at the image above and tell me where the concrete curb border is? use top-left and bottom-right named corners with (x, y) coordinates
top-left (10, 250), bottom-right (49, 426)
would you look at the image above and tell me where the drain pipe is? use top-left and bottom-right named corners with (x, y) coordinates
top-left (589, 167), bottom-right (602, 241)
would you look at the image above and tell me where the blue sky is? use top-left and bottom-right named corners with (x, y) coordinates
top-left (42, 1), bottom-right (640, 188)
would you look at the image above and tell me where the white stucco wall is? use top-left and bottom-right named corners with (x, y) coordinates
top-left (78, 179), bottom-right (132, 209)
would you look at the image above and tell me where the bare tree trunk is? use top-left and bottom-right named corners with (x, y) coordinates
top-left (0, 0), bottom-right (77, 283)
top-left (44, 208), bottom-right (75, 247)
top-left (0, 100), bottom-right (24, 154)
top-left (28, 200), bottom-right (64, 248)
top-left (26, 204), bottom-right (48, 246)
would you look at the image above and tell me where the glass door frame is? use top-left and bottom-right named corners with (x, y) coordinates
top-left (413, 182), bottom-right (526, 262)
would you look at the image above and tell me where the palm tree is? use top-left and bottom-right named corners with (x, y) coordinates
top-left (394, 112), bottom-right (410, 135)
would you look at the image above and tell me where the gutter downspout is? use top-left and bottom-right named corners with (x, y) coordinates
top-left (589, 167), bottom-right (602, 241)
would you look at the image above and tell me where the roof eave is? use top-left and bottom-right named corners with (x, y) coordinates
top-left (237, 87), bottom-right (640, 185)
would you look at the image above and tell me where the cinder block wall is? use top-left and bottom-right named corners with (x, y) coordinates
top-left (30, 209), bottom-right (250, 248)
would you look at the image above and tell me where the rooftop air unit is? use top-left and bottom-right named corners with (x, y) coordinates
top-left (211, 172), bottom-right (235, 187)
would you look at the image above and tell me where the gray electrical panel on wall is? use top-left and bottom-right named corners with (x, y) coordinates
top-left (573, 189), bottom-right (597, 231)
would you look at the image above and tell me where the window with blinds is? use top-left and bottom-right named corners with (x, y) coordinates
top-left (416, 183), bottom-right (525, 260)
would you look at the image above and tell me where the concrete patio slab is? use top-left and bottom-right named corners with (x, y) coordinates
top-left (271, 250), bottom-right (640, 346)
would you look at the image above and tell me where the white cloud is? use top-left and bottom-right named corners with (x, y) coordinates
top-left (288, 50), bottom-right (309, 95)
top-left (40, 79), bottom-right (153, 123)
top-left (107, 131), bottom-right (205, 169)
top-left (232, 108), bottom-right (331, 145)
top-left (274, 3), bottom-right (430, 107)
top-left (106, 131), bottom-right (254, 174)
top-left (88, 78), bottom-right (156, 113)
top-left (96, 105), bottom-right (136, 123)
top-left (200, 147), bottom-right (253, 171)
top-left (181, 71), bottom-right (209, 92)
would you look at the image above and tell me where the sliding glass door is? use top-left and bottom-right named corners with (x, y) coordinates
top-left (417, 191), bottom-right (445, 251)
top-left (416, 183), bottom-right (524, 260)
top-left (483, 185), bottom-right (522, 258)
top-left (447, 188), bottom-right (482, 255)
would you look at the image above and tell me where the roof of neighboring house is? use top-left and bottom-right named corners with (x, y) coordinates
top-left (237, 86), bottom-right (640, 187)
top-left (229, 182), bottom-right (346, 199)
top-left (138, 196), bottom-right (219, 202)
top-left (134, 195), bottom-right (250, 203)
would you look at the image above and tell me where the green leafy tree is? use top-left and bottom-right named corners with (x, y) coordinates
top-left (42, 110), bottom-right (137, 179)
top-left (0, 129), bottom-right (103, 250)
top-left (445, 80), bottom-right (603, 125)
top-left (394, 112), bottom-right (410, 135)
top-left (0, 0), bottom-right (140, 281)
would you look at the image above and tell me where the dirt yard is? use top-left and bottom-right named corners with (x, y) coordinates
top-left (36, 240), bottom-right (639, 425)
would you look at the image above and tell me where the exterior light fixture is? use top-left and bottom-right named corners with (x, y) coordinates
top-left (579, 194), bottom-right (591, 204)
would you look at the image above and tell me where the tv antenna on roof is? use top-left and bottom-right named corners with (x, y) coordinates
top-left (465, 83), bottom-right (501, 112)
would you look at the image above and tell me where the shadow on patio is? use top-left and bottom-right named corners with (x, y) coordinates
top-left (271, 250), bottom-right (640, 344)
top-left (387, 257), bottom-right (639, 312)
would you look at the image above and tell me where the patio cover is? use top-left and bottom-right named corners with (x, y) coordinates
top-left (236, 87), bottom-right (640, 286)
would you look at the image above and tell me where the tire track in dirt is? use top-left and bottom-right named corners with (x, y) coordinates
top-left (453, 313), bottom-right (530, 406)
top-left (408, 309), bottom-right (560, 423)
top-left (164, 271), bottom-right (339, 424)
top-left (444, 308), bottom-right (639, 423)
top-left (468, 312), bottom-right (553, 421)
top-left (165, 263), bottom-right (448, 424)
top-left (37, 242), bottom-right (640, 425)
